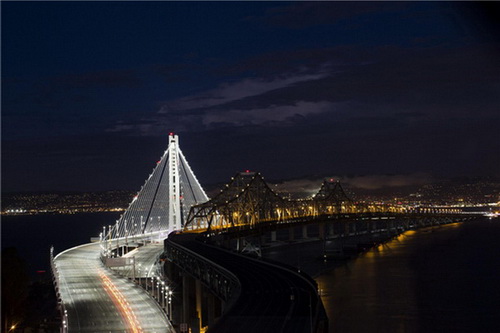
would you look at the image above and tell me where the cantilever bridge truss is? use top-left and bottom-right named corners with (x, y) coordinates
top-left (184, 172), bottom-right (358, 232)
top-left (109, 134), bottom-right (208, 239)
top-left (184, 172), bottom-right (462, 232)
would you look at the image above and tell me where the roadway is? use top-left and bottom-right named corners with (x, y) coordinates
top-left (119, 243), bottom-right (164, 278)
top-left (170, 233), bottom-right (327, 333)
top-left (54, 242), bottom-right (172, 332)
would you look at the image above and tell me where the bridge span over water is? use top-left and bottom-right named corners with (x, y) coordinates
top-left (52, 134), bottom-right (477, 333)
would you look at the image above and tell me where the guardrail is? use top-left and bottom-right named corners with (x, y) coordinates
top-left (165, 235), bottom-right (241, 307)
top-left (50, 246), bottom-right (68, 333)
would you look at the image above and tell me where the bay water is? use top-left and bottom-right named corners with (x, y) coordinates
top-left (316, 217), bottom-right (500, 332)
top-left (2, 213), bottom-right (499, 331)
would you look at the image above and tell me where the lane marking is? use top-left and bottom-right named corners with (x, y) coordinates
top-left (98, 269), bottom-right (143, 333)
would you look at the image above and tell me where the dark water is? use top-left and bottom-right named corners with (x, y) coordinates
top-left (3, 214), bottom-right (500, 332)
top-left (316, 218), bottom-right (500, 332)
top-left (1, 212), bottom-right (120, 276)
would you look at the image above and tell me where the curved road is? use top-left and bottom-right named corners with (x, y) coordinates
top-left (54, 242), bottom-right (172, 332)
top-left (170, 234), bottom-right (327, 333)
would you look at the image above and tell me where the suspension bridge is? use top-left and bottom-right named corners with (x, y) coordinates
top-left (52, 134), bottom-right (473, 333)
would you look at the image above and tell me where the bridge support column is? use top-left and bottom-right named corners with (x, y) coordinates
top-left (207, 292), bottom-right (216, 327)
top-left (302, 225), bottom-right (308, 239)
top-left (289, 228), bottom-right (295, 242)
top-left (182, 274), bottom-right (190, 331)
top-left (328, 224), bottom-right (334, 237)
top-left (319, 224), bottom-right (325, 240)
top-left (236, 237), bottom-right (246, 252)
top-left (180, 274), bottom-right (202, 333)
top-left (403, 219), bottom-right (409, 230)
top-left (271, 231), bottom-right (277, 242)
top-left (195, 279), bottom-right (202, 333)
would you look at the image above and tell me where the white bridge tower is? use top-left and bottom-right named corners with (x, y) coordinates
top-left (168, 134), bottom-right (181, 231)
top-left (110, 133), bottom-right (208, 239)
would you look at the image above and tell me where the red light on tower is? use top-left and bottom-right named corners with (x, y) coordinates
top-left (169, 132), bottom-right (174, 136)
top-left (245, 169), bottom-right (250, 173)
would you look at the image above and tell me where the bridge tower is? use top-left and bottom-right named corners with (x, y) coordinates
top-left (110, 133), bottom-right (208, 239)
top-left (168, 134), bottom-right (182, 231)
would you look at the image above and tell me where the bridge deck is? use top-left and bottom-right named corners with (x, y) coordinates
top-left (169, 233), bottom-right (327, 333)
top-left (54, 242), bottom-right (172, 332)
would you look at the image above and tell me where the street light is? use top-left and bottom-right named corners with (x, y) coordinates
top-left (161, 281), bottom-right (166, 309)
top-left (152, 274), bottom-right (156, 297)
top-left (168, 290), bottom-right (173, 318)
top-left (137, 264), bottom-right (142, 287)
top-left (108, 224), bottom-right (112, 253)
top-left (156, 280), bottom-right (160, 300)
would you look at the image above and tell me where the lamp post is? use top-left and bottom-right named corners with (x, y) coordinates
top-left (137, 264), bottom-right (142, 287)
top-left (125, 220), bottom-right (128, 249)
top-left (168, 290), bottom-right (173, 318)
top-left (152, 274), bottom-right (156, 297)
top-left (161, 281), bottom-right (166, 309)
top-left (156, 280), bottom-right (160, 300)
top-left (108, 224), bottom-right (112, 255)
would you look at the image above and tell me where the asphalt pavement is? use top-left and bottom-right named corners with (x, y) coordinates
top-left (170, 233), bottom-right (326, 333)
top-left (54, 242), bottom-right (172, 332)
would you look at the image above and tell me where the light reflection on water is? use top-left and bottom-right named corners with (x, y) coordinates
top-left (316, 219), bottom-right (500, 332)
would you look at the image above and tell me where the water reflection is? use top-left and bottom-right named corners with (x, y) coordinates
top-left (316, 219), bottom-right (500, 332)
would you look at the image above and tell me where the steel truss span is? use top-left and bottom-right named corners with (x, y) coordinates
top-left (184, 172), bottom-right (464, 232)
top-left (110, 134), bottom-right (208, 240)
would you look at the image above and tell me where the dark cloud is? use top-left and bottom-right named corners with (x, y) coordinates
top-left (271, 173), bottom-right (434, 198)
top-left (216, 46), bottom-right (368, 77)
top-left (110, 42), bottom-right (499, 139)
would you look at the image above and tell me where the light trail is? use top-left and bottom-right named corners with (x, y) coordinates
top-left (98, 269), bottom-right (143, 333)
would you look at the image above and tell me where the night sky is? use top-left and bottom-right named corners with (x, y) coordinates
top-left (2, 2), bottom-right (499, 193)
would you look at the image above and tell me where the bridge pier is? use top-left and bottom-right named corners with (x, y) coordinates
top-left (196, 279), bottom-right (202, 332)
top-left (302, 225), bottom-right (308, 239)
top-left (236, 237), bottom-right (244, 252)
top-left (206, 291), bottom-right (216, 327)
top-left (366, 220), bottom-right (372, 235)
top-left (182, 274), bottom-right (191, 332)
top-left (289, 227), bottom-right (295, 242)
top-left (351, 222), bottom-right (357, 236)
top-left (318, 224), bottom-right (325, 240)
top-left (271, 230), bottom-right (277, 242)
top-left (178, 272), bottom-right (223, 333)
top-left (165, 236), bottom-right (235, 333)
top-left (328, 223), bottom-right (334, 238)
